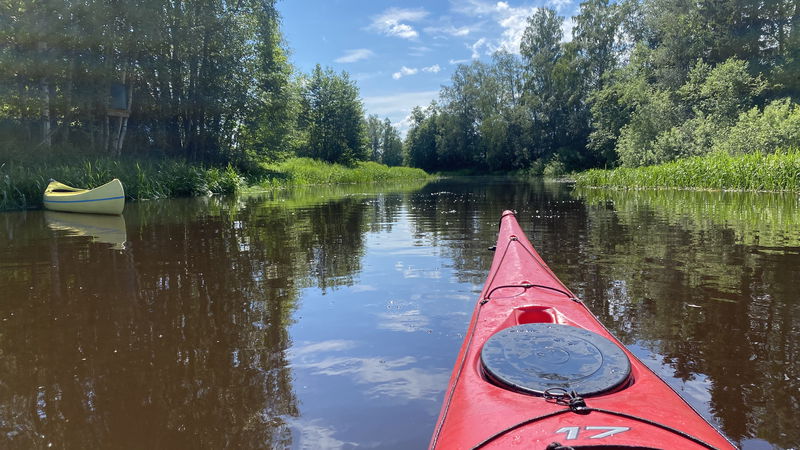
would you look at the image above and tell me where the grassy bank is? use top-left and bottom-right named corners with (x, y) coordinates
top-left (255, 158), bottom-right (430, 187)
top-left (575, 149), bottom-right (800, 191)
top-left (0, 157), bottom-right (432, 211)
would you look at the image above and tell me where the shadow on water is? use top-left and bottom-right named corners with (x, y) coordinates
top-left (0, 179), bottom-right (797, 449)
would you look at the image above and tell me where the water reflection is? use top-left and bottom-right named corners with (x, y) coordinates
top-left (45, 211), bottom-right (128, 250)
top-left (575, 188), bottom-right (800, 448)
top-left (0, 180), bottom-right (797, 449)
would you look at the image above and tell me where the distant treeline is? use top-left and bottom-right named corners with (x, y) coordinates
top-left (0, 1), bottom-right (402, 168)
top-left (405, 0), bottom-right (800, 174)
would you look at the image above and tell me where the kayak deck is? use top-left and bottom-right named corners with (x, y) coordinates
top-left (430, 211), bottom-right (735, 449)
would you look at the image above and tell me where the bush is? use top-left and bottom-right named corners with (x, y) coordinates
top-left (713, 99), bottom-right (800, 155)
top-left (543, 156), bottom-right (566, 177)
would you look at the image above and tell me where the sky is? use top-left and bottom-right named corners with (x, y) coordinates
top-left (277, 0), bottom-right (580, 133)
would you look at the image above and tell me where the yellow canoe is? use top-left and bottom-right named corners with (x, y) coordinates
top-left (43, 179), bottom-right (125, 215)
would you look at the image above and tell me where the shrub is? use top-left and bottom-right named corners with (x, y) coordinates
top-left (713, 99), bottom-right (800, 155)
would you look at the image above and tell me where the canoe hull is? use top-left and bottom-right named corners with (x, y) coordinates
top-left (430, 211), bottom-right (735, 450)
top-left (43, 179), bottom-right (125, 215)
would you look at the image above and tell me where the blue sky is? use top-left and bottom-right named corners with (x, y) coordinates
top-left (278, 0), bottom-right (579, 133)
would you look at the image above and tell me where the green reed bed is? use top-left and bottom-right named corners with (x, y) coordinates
top-left (0, 156), bottom-right (432, 211)
top-left (576, 149), bottom-right (800, 191)
top-left (257, 157), bottom-right (431, 187)
top-left (0, 159), bottom-right (245, 211)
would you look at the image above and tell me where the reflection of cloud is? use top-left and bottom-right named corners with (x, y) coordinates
top-left (394, 262), bottom-right (442, 279)
top-left (287, 418), bottom-right (354, 450)
top-left (350, 284), bottom-right (378, 293)
top-left (289, 340), bottom-right (356, 358)
top-left (297, 355), bottom-right (449, 400)
top-left (378, 309), bottom-right (430, 332)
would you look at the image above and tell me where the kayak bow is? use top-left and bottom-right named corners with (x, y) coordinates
top-left (430, 211), bottom-right (735, 450)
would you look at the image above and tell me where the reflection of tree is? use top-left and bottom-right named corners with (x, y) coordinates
top-left (396, 179), bottom-right (798, 448)
top-left (574, 188), bottom-right (800, 448)
top-left (0, 188), bottom-right (387, 448)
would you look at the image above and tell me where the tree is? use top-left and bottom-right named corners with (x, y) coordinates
top-left (380, 118), bottom-right (403, 166)
top-left (366, 115), bottom-right (383, 162)
top-left (405, 104), bottom-right (439, 171)
top-left (298, 65), bottom-right (367, 165)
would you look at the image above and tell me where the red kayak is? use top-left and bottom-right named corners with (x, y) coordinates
top-left (430, 211), bottom-right (735, 450)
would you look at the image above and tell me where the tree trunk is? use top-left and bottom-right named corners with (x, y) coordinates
top-left (38, 42), bottom-right (51, 150)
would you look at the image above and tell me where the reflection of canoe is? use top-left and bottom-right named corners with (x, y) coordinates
top-left (430, 211), bottom-right (735, 449)
top-left (44, 211), bottom-right (127, 250)
top-left (43, 179), bottom-right (125, 215)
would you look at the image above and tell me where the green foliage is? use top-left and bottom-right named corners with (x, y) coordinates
top-left (260, 158), bottom-right (430, 186)
top-left (714, 99), bottom-right (800, 155)
top-left (0, 159), bottom-right (246, 211)
top-left (575, 149), bottom-right (800, 191)
top-left (405, 105), bottom-right (440, 171)
top-left (543, 156), bottom-right (567, 178)
top-left (0, 0), bottom-right (292, 163)
top-left (402, 0), bottom-right (800, 176)
top-left (616, 89), bottom-right (682, 166)
top-left (298, 65), bottom-right (368, 166)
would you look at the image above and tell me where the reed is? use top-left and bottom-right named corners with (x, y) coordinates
top-left (0, 157), bottom-right (432, 211)
top-left (0, 159), bottom-right (246, 211)
top-left (257, 158), bottom-right (431, 187)
top-left (575, 149), bottom-right (800, 192)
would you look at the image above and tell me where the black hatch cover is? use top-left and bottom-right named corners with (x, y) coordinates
top-left (480, 323), bottom-right (631, 396)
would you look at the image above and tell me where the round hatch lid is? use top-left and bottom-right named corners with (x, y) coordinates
top-left (480, 323), bottom-right (631, 396)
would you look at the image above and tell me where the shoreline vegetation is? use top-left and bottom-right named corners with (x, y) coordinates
top-left (575, 149), bottom-right (800, 192)
top-left (0, 157), bottom-right (431, 212)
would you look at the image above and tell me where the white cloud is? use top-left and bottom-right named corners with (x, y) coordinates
top-left (422, 64), bottom-right (441, 73)
top-left (362, 90), bottom-right (440, 135)
top-left (561, 16), bottom-right (576, 42)
top-left (424, 25), bottom-right (473, 37)
top-left (334, 48), bottom-right (374, 63)
top-left (549, 0), bottom-right (573, 11)
top-left (470, 37), bottom-right (487, 59)
top-left (449, 58), bottom-right (470, 65)
top-left (452, 0), bottom-right (560, 55)
top-left (494, 4), bottom-right (539, 54)
top-left (369, 7), bottom-right (429, 40)
top-left (392, 66), bottom-right (419, 79)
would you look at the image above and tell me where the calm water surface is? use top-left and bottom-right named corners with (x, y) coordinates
top-left (1, 178), bottom-right (798, 449)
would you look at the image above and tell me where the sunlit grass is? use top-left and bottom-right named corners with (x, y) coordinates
top-left (0, 159), bottom-right (246, 211)
top-left (575, 149), bottom-right (800, 191)
top-left (0, 156), bottom-right (432, 211)
top-left (257, 157), bottom-right (431, 187)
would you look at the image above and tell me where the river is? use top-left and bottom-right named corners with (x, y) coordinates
top-left (0, 178), bottom-right (797, 449)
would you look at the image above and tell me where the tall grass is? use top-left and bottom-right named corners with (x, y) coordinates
top-left (575, 149), bottom-right (800, 191)
top-left (0, 156), bottom-right (433, 211)
top-left (0, 159), bottom-right (246, 211)
top-left (257, 158), bottom-right (431, 187)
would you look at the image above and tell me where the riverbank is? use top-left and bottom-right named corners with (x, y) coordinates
top-left (0, 157), bottom-right (432, 211)
top-left (575, 149), bottom-right (800, 192)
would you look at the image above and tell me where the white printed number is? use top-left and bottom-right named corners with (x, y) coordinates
top-left (555, 426), bottom-right (630, 440)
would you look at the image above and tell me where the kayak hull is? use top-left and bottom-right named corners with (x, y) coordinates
top-left (43, 179), bottom-right (125, 215)
top-left (430, 211), bottom-right (735, 450)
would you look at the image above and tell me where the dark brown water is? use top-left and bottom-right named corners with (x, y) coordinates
top-left (1, 178), bottom-right (798, 449)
